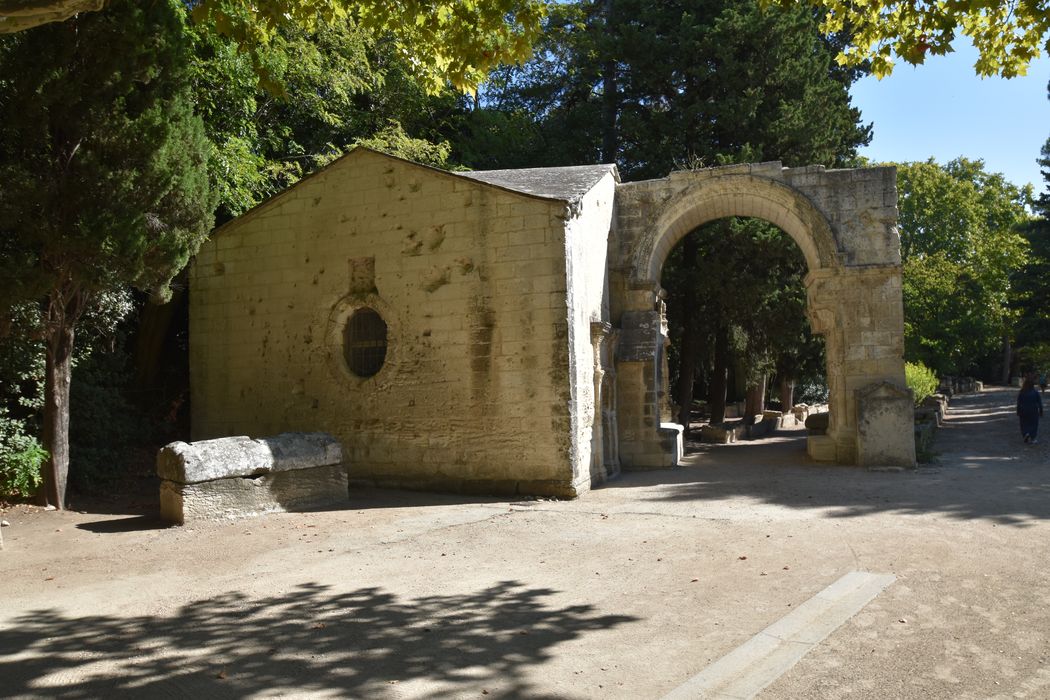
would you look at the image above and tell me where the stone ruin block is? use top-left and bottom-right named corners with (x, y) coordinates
top-left (700, 423), bottom-right (736, 444)
top-left (157, 432), bottom-right (347, 524)
top-left (762, 410), bottom-right (784, 429)
top-left (805, 412), bottom-right (830, 435)
top-left (856, 382), bottom-right (916, 468)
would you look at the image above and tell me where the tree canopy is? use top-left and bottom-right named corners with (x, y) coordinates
top-left (1013, 134), bottom-right (1050, 353)
top-left (478, 0), bottom-right (870, 179)
top-left (0, 0), bottom-right (216, 507)
top-left (0, 0), bottom-right (547, 93)
top-left (896, 158), bottom-right (1031, 375)
top-left (770, 0), bottom-right (1050, 78)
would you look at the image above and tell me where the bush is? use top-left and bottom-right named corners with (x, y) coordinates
top-left (0, 412), bottom-right (46, 498)
top-left (795, 378), bottom-right (829, 405)
top-left (905, 361), bottom-right (939, 406)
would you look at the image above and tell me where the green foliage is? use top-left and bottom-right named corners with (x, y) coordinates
top-left (190, 16), bottom-right (468, 221)
top-left (0, 411), bottom-right (46, 499)
top-left (0, 290), bottom-right (138, 498)
top-left (1013, 137), bottom-right (1050, 348)
top-left (0, 0), bottom-right (216, 311)
top-left (896, 159), bottom-right (1031, 375)
top-left (769, 0), bottom-right (1050, 78)
top-left (1016, 343), bottom-right (1050, 376)
top-left (189, 0), bottom-right (547, 94)
top-left (351, 121), bottom-right (454, 168)
top-left (664, 218), bottom-right (825, 403)
top-left (476, 0), bottom-right (871, 178)
top-left (0, 0), bottom-right (217, 506)
top-left (905, 361), bottom-right (939, 406)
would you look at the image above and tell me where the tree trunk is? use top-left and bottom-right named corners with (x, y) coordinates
top-left (709, 326), bottom-right (729, 424)
top-left (41, 322), bottom-right (75, 509)
top-left (1001, 336), bottom-right (1012, 385)
top-left (744, 375), bottom-right (766, 417)
top-left (779, 376), bottom-right (794, 412)
top-left (674, 233), bottom-right (700, 433)
top-left (675, 321), bottom-right (700, 434)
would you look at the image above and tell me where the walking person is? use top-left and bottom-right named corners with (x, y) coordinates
top-left (1017, 376), bottom-right (1044, 444)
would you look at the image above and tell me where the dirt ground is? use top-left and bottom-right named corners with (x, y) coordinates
top-left (2, 387), bottom-right (1049, 699)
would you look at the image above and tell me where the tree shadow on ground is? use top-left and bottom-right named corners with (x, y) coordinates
top-left (0, 581), bottom-right (636, 699)
top-left (604, 389), bottom-right (1050, 527)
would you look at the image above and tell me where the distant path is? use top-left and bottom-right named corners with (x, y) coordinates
top-left (591, 386), bottom-right (1050, 527)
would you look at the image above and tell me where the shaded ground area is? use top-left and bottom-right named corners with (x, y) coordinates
top-left (622, 396), bottom-right (1050, 526)
top-left (2, 387), bottom-right (1049, 698)
top-left (2, 581), bottom-right (632, 699)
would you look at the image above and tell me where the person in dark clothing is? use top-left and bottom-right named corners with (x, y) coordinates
top-left (1017, 377), bottom-right (1044, 444)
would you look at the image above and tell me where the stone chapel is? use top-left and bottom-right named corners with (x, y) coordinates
top-left (189, 147), bottom-right (914, 498)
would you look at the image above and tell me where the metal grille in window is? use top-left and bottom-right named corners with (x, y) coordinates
top-left (343, 308), bottom-right (387, 377)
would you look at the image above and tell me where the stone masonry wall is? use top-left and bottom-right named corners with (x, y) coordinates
top-left (190, 149), bottom-right (580, 496)
top-left (562, 173), bottom-right (617, 494)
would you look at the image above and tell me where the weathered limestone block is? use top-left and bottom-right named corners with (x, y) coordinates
top-left (807, 434), bottom-right (837, 462)
top-left (743, 415), bottom-right (767, 439)
top-left (158, 433), bottom-right (341, 483)
top-left (761, 410), bottom-right (784, 430)
top-left (856, 382), bottom-right (916, 468)
top-left (160, 465), bottom-right (349, 525)
top-left (791, 404), bottom-right (809, 425)
top-left (914, 421), bottom-right (936, 457)
top-left (805, 413), bottom-right (830, 435)
top-left (659, 423), bottom-right (684, 465)
top-left (946, 376), bottom-right (983, 394)
top-left (920, 394), bottom-right (948, 424)
top-left (914, 407), bottom-right (941, 427)
top-left (701, 424), bottom-right (736, 444)
top-left (158, 432), bottom-right (346, 524)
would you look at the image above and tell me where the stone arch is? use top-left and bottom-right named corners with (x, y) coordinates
top-left (637, 174), bottom-right (839, 285)
top-left (612, 164), bottom-right (914, 470)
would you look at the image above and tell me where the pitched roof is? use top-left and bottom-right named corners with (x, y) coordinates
top-left (211, 148), bottom-right (618, 238)
top-left (459, 164), bottom-right (619, 203)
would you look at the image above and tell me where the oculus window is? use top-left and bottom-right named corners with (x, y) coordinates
top-left (343, 308), bottom-right (387, 377)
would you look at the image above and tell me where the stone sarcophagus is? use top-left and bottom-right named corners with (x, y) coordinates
top-left (157, 432), bottom-right (346, 524)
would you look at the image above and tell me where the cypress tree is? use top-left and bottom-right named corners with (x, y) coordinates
top-left (0, 0), bottom-right (215, 507)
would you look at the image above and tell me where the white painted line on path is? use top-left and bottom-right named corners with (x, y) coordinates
top-left (663, 570), bottom-right (896, 700)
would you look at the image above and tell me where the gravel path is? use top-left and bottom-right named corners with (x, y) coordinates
top-left (1, 387), bottom-right (1047, 698)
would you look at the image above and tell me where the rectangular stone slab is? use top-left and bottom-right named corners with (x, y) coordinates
top-left (159, 463), bottom-right (348, 525)
top-left (157, 432), bottom-right (342, 484)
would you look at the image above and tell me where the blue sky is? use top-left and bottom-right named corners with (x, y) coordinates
top-left (850, 41), bottom-right (1050, 194)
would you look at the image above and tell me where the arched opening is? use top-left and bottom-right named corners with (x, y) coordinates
top-left (662, 216), bottom-right (825, 459)
top-left (612, 167), bottom-right (914, 471)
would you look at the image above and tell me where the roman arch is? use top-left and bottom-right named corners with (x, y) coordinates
top-left (608, 161), bottom-right (915, 469)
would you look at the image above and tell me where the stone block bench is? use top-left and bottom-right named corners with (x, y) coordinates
top-left (157, 432), bottom-right (346, 524)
